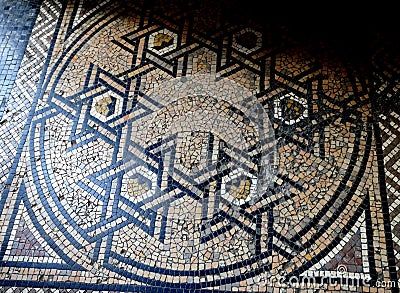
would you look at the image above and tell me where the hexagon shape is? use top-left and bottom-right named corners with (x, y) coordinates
top-left (149, 28), bottom-right (178, 55)
top-left (90, 92), bottom-right (123, 122)
top-left (274, 92), bottom-right (309, 125)
top-left (221, 168), bottom-right (258, 206)
top-left (233, 28), bottom-right (262, 54)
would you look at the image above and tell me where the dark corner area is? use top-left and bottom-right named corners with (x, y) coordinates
top-left (220, 0), bottom-right (400, 71)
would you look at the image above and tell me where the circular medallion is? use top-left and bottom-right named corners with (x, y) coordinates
top-left (23, 12), bottom-right (372, 288)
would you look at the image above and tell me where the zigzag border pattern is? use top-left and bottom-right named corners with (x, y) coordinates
top-left (0, 0), bottom-right (62, 189)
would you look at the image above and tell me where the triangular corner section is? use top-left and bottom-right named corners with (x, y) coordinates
top-left (304, 211), bottom-right (371, 280)
top-left (0, 182), bottom-right (69, 268)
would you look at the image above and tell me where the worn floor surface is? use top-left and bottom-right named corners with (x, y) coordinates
top-left (0, 1), bottom-right (400, 292)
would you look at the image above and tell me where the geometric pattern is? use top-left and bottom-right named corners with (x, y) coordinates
top-left (380, 110), bottom-right (400, 278)
top-left (0, 0), bottom-right (62, 191)
top-left (374, 41), bottom-right (400, 282)
top-left (0, 0), bottom-right (399, 292)
top-left (0, 0), bottom-right (41, 119)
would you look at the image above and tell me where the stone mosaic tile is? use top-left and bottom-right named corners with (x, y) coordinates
top-left (0, 0), bottom-right (62, 192)
top-left (0, 0), bottom-right (398, 292)
top-left (373, 39), bottom-right (400, 284)
top-left (0, 0), bottom-right (41, 118)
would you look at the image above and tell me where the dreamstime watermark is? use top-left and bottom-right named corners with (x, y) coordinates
top-left (256, 264), bottom-right (399, 288)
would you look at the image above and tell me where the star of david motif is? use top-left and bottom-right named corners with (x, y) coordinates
top-left (120, 75), bottom-right (276, 229)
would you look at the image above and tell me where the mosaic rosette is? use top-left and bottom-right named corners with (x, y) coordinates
top-left (0, 0), bottom-right (397, 291)
top-left (19, 7), bottom-right (372, 284)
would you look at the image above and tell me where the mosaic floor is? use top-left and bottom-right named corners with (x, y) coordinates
top-left (0, 0), bottom-right (400, 292)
